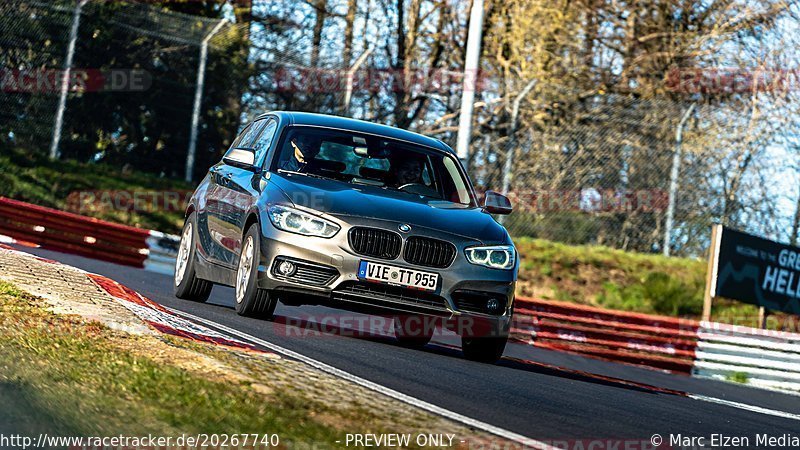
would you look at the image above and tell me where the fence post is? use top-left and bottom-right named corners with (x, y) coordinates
top-left (455, 0), bottom-right (485, 162)
top-left (499, 80), bottom-right (536, 225)
top-left (49, 0), bottom-right (88, 160)
top-left (343, 48), bottom-right (373, 117)
top-left (185, 19), bottom-right (228, 183)
top-left (663, 102), bottom-right (696, 256)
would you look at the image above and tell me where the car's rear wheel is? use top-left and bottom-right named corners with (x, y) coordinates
top-left (174, 212), bottom-right (213, 302)
top-left (393, 316), bottom-right (434, 348)
top-left (461, 336), bottom-right (508, 363)
top-left (234, 223), bottom-right (278, 319)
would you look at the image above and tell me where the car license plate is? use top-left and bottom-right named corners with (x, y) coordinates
top-left (358, 261), bottom-right (438, 291)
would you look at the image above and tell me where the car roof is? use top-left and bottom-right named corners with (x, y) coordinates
top-left (257, 111), bottom-right (454, 154)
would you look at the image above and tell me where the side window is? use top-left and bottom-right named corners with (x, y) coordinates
top-left (251, 119), bottom-right (278, 166)
top-left (420, 159), bottom-right (433, 186)
top-left (442, 156), bottom-right (471, 204)
top-left (239, 120), bottom-right (268, 149)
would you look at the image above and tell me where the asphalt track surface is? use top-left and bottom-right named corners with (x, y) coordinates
top-left (11, 245), bottom-right (800, 446)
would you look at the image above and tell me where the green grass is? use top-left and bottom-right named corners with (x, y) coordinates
top-left (0, 281), bottom-right (380, 444)
top-left (0, 150), bottom-right (189, 234)
top-left (516, 237), bottom-right (707, 314)
top-left (726, 372), bottom-right (749, 384)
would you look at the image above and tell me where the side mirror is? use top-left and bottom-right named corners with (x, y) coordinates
top-left (223, 147), bottom-right (258, 171)
top-left (483, 190), bottom-right (513, 215)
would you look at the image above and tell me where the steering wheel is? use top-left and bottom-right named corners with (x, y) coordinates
top-left (397, 183), bottom-right (440, 198)
top-left (397, 183), bottom-right (427, 191)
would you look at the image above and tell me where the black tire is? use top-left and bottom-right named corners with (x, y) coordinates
top-left (234, 223), bottom-right (278, 319)
top-left (461, 336), bottom-right (508, 363)
top-left (393, 316), bottom-right (434, 348)
top-left (174, 212), bottom-right (213, 302)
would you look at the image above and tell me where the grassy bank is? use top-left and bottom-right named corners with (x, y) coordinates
top-left (0, 150), bottom-right (188, 234)
top-left (0, 281), bottom-right (335, 440)
top-left (0, 281), bottom-right (465, 446)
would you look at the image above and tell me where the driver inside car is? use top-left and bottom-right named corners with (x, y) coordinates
top-left (392, 157), bottom-right (425, 187)
top-left (281, 134), bottom-right (321, 172)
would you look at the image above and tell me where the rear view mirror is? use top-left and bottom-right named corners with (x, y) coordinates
top-left (352, 146), bottom-right (390, 159)
top-left (483, 190), bottom-right (513, 215)
top-left (223, 147), bottom-right (258, 171)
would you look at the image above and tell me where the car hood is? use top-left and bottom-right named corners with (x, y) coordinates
top-left (269, 173), bottom-right (509, 243)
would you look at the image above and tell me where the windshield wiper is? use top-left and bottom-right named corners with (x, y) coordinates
top-left (277, 169), bottom-right (328, 180)
top-left (380, 185), bottom-right (443, 201)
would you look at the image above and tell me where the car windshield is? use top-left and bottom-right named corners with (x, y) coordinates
top-left (272, 126), bottom-right (474, 205)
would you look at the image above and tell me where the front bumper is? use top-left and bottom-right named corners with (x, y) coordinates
top-left (256, 215), bottom-right (516, 327)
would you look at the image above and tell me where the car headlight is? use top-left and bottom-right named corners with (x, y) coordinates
top-left (267, 205), bottom-right (340, 238)
top-left (465, 245), bottom-right (515, 270)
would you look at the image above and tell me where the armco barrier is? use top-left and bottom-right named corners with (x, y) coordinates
top-left (0, 197), bottom-right (178, 274)
top-left (693, 322), bottom-right (800, 392)
top-left (512, 297), bottom-right (800, 393)
top-left (512, 297), bottom-right (700, 373)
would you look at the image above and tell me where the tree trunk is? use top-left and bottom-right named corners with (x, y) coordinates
top-left (310, 0), bottom-right (327, 68)
top-left (343, 0), bottom-right (358, 67)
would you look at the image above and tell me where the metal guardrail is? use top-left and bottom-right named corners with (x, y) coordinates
top-left (0, 197), bottom-right (178, 274)
top-left (512, 297), bottom-right (800, 393)
top-left (512, 298), bottom-right (700, 373)
top-left (693, 322), bottom-right (800, 392)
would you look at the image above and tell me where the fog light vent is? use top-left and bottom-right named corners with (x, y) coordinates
top-left (452, 290), bottom-right (508, 316)
top-left (278, 260), bottom-right (297, 277)
top-left (271, 257), bottom-right (339, 286)
top-left (486, 298), bottom-right (504, 315)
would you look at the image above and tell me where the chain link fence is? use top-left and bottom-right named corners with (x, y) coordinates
top-left (470, 95), bottom-right (798, 256)
top-left (0, 0), bottom-right (248, 179)
top-left (1, 0), bottom-right (798, 257)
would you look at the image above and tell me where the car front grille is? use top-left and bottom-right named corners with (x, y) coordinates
top-left (348, 227), bottom-right (402, 260)
top-left (332, 281), bottom-right (449, 315)
top-left (403, 236), bottom-right (456, 268)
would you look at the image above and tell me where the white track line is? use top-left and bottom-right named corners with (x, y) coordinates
top-left (688, 395), bottom-right (800, 422)
top-left (167, 307), bottom-right (554, 449)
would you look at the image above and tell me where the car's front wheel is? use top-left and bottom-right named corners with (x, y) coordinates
top-left (461, 336), bottom-right (508, 363)
top-left (234, 223), bottom-right (278, 319)
top-left (174, 212), bottom-right (213, 302)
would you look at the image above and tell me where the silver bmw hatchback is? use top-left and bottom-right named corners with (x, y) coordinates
top-left (174, 112), bottom-right (518, 362)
